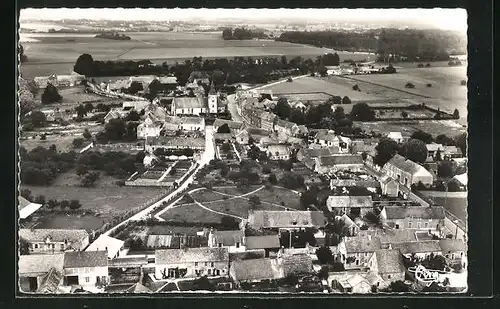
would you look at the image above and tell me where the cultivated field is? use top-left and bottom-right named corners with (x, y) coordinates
top-left (354, 120), bottom-right (466, 138)
top-left (21, 185), bottom-right (165, 216)
top-left (20, 31), bottom-right (373, 78)
top-left (266, 76), bottom-right (382, 101)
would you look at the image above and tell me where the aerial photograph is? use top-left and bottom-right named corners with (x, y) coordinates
top-left (17, 8), bottom-right (467, 294)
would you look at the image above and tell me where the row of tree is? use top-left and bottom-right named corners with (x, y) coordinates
top-left (221, 27), bottom-right (267, 40)
top-left (76, 150), bottom-right (138, 179)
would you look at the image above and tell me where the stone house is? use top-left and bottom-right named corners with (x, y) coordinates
top-left (19, 229), bottom-right (90, 255)
top-left (63, 251), bottom-right (109, 287)
top-left (382, 154), bottom-right (434, 188)
top-left (380, 206), bottom-right (446, 232)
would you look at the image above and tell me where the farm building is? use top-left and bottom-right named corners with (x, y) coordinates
top-left (387, 132), bottom-right (404, 144)
top-left (326, 195), bottom-right (374, 215)
top-left (63, 251), bottom-right (109, 286)
top-left (85, 235), bottom-right (126, 260)
top-left (18, 253), bottom-right (65, 293)
top-left (19, 228), bottom-right (90, 254)
top-left (314, 154), bottom-right (364, 174)
top-left (266, 144), bottom-right (291, 161)
top-left (382, 154), bottom-right (434, 188)
top-left (247, 210), bottom-right (326, 231)
top-left (145, 136), bottom-right (205, 152)
top-left (171, 96), bottom-right (207, 116)
top-left (380, 206), bottom-right (446, 232)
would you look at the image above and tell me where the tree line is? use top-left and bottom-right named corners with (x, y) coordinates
top-left (222, 27), bottom-right (267, 40)
top-left (276, 28), bottom-right (466, 62)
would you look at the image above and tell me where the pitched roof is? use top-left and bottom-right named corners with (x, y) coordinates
top-left (319, 154), bottom-right (364, 166)
top-left (316, 131), bottom-right (339, 143)
top-left (19, 254), bottom-right (65, 275)
top-left (282, 254), bottom-right (313, 277)
top-left (383, 206), bottom-right (446, 220)
top-left (245, 235), bottom-right (280, 250)
top-left (148, 136), bottom-right (205, 148)
top-left (340, 214), bottom-right (358, 229)
top-left (443, 146), bottom-right (462, 155)
top-left (375, 249), bottom-right (405, 274)
top-left (158, 76), bottom-right (178, 84)
top-left (108, 256), bottom-right (149, 268)
top-left (360, 229), bottom-right (418, 244)
top-left (146, 234), bottom-right (208, 249)
top-left (85, 235), bottom-right (124, 259)
top-left (345, 235), bottom-right (382, 253)
top-left (212, 230), bottom-right (244, 247)
top-left (276, 119), bottom-right (298, 130)
top-left (452, 173), bottom-right (467, 186)
top-left (260, 111), bottom-right (277, 122)
top-left (19, 229), bottom-right (89, 250)
top-left (385, 154), bottom-right (431, 175)
top-left (439, 239), bottom-right (467, 253)
top-left (330, 179), bottom-right (380, 188)
top-left (63, 251), bottom-right (108, 268)
top-left (327, 196), bottom-right (373, 208)
top-left (248, 211), bottom-right (326, 229)
top-left (164, 115), bottom-right (205, 126)
top-left (392, 240), bottom-right (442, 254)
top-left (18, 197), bottom-right (43, 219)
top-left (387, 132), bottom-right (403, 140)
top-left (426, 143), bottom-right (444, 152)
top-left (267, 144), bottom-right (291, 156)
top-left (37, 267), bottom-right (64, 293)
top-left (230, 258), bottom-right (283, 282)
top-left (155, 247), bottom-right (229, 264)
top-left (173, 96), bottom-right (206, 109)
top-left (300, 147), bottom-right (340, 158)
top-left (213, 119), bottom-right (244, 130)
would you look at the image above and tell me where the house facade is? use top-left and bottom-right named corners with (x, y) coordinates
top-left (380, 206), bottom-right (446, 232)
top-left (372, 249), bottom-right (406, 283)
top-left (137, 116), bottom-right (163, 139)
top-left (391, 240), bottom-right (443, 260)
top-left (145, 136), bottom-right (205, 152)
top-left (19, 229), bottom-right (90, 254)
top-left (85, 235), bottom-right (126, 260)
top-left (266, 144), bottom-right (291, 161)
top-left (315, 155), bottom-right (364, 174)
top-left (155, 247), bottom-right (229, 279)
top-left (382, 154), bottom-right (434, 188)
top-left (338, 235), bottom-right (381, 270)
top-left (208, 230), bottom-right (246, 253)
top-left (274, 119), bottom-right (299, 137)
top-left (63, 251), bottom-right (109, 286)
top-left (326, 196), bottom-right (374, 215)
top-left (259, 111), bottom-right (278, 131)
top-left (19, 253), bottom-right (65, 292)
top-left (171, 96), bottom-right (207, 116)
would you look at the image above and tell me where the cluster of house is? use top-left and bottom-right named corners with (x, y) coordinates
top-left (19, 201), bottom-right (466, 293)
top-left (34, 73), bottom-right (86, 89)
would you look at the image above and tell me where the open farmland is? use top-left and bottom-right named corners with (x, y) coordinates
top-left (20, 31), bottom-right (373, 78)
top-left (354, 120), bottom-right (466, 138)
top-left (266, 76), bottom-right (382, 102)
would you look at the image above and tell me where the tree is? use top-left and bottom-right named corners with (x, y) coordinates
top-left (40, 134), bottom-right (47, 140)
top-left (280, 172), bottom-right (304, 190)
top-left (75, 104), bottom-right (87, 118)
top-left (76, 164), bottom-right (89, 176)
top-left (374, 137), bottom-right (400, 167)
top-left (72, 138), bottom-right (85, 148)
top-left (49, 144), bottom-right (57, 152)
top-left (46, 199), bottom-right (58, 210)
top-left (268, 173), bottom-right (278, 185)
top-left (41, 84), bottom-right (63, 104)
top-left (435, 134), bottom-right (455, 146)
top-left (20, 189), bottom-right (32, 200)
top-left (350, 103), bottom-right (375, 121)
top-left (333, 106), bottom-right (346, 122)
top-left (352, 84), bottom-right (360, 91)
top-left (148, 79), bottom-right (162, 97)
top-left (384, 281), bottom-right (410, 292)
top-left (453, 109), bottom-right (460, 119)
top-left (222, 28), bottom-right (233, 40)
top-left (421, 253), bottom-right (447, 271)
top-left (342, 96), bottom-right (351, 104)
top-left (318, 266), bottom-right (330, 280)
top-left (105, 118), bottom-right (126, 141)
top-left (410, 130), bottom-right (433, 144)
top-left (460, 80), bottom-right (467, 86)
top-left (318, 64), bottom-right (328, 77)
top-left (128, 81), bottom-right (143, 94)
top-left (401, 111), bottom-right (408, 118)
top-left (217, 123), bottom-right (231, 133)
top-left (28, 111), bottom-right (47, 127)
top-left (315, 246), bottom-right (334, 264)
top-left (84, 102), bottom-right (94, 113)
top-left (249, 196), bottom-right (261, 209)
top-left (34, 195), bottom-right (46, 205)
top-left (220, 216), bottom-right (239, 230)
top-left (82, 129), bottom-right (92, 139)
top-left (19, 237), bottom-right (29, 255)
top-left (402, 139), bottom-right (428, 164)
top-left (69, 199), bottom-right (82, 210)
top-left (59, 200), bottom-right (70, 210)
top-left (274, 98), bottom-right (292, 119)
top-left (438, 161), bottom-right (454, 178)
top-left (73, 53), bottom-right (94, 76)
top-left (405, 82), bottom-right (415, 89)
top-left (81, 172), bottom-right (100, 187)
top-left (125, 110), bottom-right (141, 121)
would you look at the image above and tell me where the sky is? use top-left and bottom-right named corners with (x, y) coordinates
top-left (19, 8), bottom-right (467, 32)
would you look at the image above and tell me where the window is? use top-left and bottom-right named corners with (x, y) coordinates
top-left (34, 244), bottom-right (38, 249)
top-left (355, 260), bottom-right (359, 266)
top-left (211, 262), bottom-right (214, 267)
top-left (60, 244), bottom-right (64, 250)
top-left (207, 269), bottom-right (212, 275)
top-left (387, 275), bottom-right (391, 279)
top-left (408, 222), bottom-right (412, 228)
top-left (236, 242), bottom-right (240, 248)
top-left (417, 222), bottom-right (421, 229)
top-left (85, 277), bottom-right (90, 283)
top-left (218, 243), bottom-right (222, 248)
top-left (424, 222), bottom-right (428, 228)
top-left (205, 262), bottom-right (208, 266)
top-left (364, 252), bottom-right (367, 257)
top-left (195, 262), bottom-right (198, 267)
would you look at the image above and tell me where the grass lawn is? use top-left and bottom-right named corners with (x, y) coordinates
top-left (21, 185), bottom-right (165, 216)
top-left (202, 198), bottom-right (282, 218)
top-left (253, 186), bottom-right (302, 210)
top-left (190, 189), bottom-right (226, 203)
top-left (34, 213), bottom-right (106, 231)
top-left (49, 169), bottom-right (123, 187)
top-left (159, 203), bottom-right (226, 224)
top-left (212, 185), bottom-right (262, 196)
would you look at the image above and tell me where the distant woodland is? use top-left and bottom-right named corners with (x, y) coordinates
top-left (276, 28), bottom-right (467, 61)
top-left (222, 27), bottom-right (268, 40)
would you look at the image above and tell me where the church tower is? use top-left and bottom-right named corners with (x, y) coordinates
top-left (208, 81), bottom-right (218, 114)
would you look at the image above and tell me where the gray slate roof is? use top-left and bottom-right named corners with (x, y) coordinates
top-left (245, 235), bottom-right (280, 250)
top-left (345, 235), bottom-right (382, 253)
top-left (383, 206), bottom-right (445, 220)
top-left (327, 195), bottom-right (373, 208)
top-left (392, 240), bottom-right (442, 254)
top-left (281, 254), bottom-right (313, 277)
top-left (375, 249), bottom-right (406, 274)
top-left (19, 254), bottom-right (65, 275)
top-left (212, 230), bottom-right (244, 247)
top-left (248, 211), bottom-right (326, 229)
top-left (64, 251), bottom-right (108, 268)
top-left (319, 154), bottom-right (363, 166)
top-left (230, 258), bottom-right (283, 282)
top-left (155, 247), bottom-right (229, 264)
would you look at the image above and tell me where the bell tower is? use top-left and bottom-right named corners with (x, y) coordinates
top-left (208, 81), bottom-right (218, 114)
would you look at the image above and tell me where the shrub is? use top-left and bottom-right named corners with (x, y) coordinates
top-left (460, 80), bottom-right (467, 86)
top-left (405, 82), bottom-right (415, 89)
top-left (426, 83), bottom-right (432, 87)
top-left (417, 64), bottom-right (424, 68)
top-left (115, 180), bottom-right (126, 186)
top-left (72, 138), bottom-right (85, 148)
top-left (352, 84), bottom-right (360, 91)
top-left (40, 134), bottom-right (47, 140)
top-left (401, 111), bottom-right (408, 118)
top-left (425, 63), bottom-right (431, 67)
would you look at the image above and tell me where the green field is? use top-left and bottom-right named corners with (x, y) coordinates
top-left (20, 31), bottom-right (374, 78)
top-left (430, 197), bottom-right (467, 224)
top-left (266, 76), bottom-right (381, 101)
top-left (22, 185), bottom-right (164, 216)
